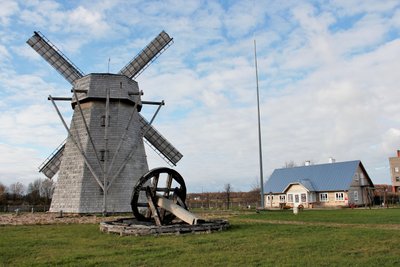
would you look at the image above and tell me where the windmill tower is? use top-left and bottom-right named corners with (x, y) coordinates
top-left (27, 31), bottom-right (182, 213)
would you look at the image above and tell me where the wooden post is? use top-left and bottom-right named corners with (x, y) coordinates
top-left (145, 187), bottom-right (161, 226)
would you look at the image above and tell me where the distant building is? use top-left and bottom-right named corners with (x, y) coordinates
top-left (264, 160), bottom-right (374, 209)
top-left (388, 151), bottom-right (400, 193)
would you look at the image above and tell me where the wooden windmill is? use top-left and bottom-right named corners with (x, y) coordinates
top-left (27, 31), bottom-right (182, 214)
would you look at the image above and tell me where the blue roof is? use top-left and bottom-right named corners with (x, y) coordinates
top-left (264, 160), bottom-right (368, 193)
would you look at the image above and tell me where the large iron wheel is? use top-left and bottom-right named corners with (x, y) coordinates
top-left (131, 167), bottom-right (187, 224)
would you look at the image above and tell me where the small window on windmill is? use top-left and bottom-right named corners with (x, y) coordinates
top-left (101, 115), bottom-right (111, 127)
top-left (100, 150), bottom-right (109, 161)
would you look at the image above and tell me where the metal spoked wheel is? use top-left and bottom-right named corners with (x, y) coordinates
top-left (131, 167), bottom-right (187, 224)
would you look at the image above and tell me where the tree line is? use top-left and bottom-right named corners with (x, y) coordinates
top-left (0, 178), bottom-right (54, 208)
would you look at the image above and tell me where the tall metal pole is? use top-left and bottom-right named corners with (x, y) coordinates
top-left (254, 40), bottom-right (265, 208)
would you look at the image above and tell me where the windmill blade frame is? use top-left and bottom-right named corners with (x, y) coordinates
top-left (38, 140), bottom-right (66, 179)
top-left (118, 31), bottom-right (173, 79)
top-left (139, 114), bottom-right (183, 166)
top-left (27, 31), bottom-right (84, 85)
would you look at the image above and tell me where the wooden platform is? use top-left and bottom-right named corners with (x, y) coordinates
top-left (100, 218), bottom-right (230, 236)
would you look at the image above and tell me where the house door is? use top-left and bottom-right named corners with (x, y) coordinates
top-left (294, 193), bottom-right (307, 207)
top-left (294, 194), bottom-right (300, 206)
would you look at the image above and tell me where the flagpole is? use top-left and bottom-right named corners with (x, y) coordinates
top-left (254, 39), bottom-right (265, 208)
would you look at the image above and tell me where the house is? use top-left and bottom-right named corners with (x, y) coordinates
top-left (263, 160), bottom-right (374, 209)
top-left (388, 150), bottom-right (400, 193)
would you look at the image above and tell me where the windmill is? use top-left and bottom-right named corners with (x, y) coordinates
top-left (27, 31), bottom-right (182, 214)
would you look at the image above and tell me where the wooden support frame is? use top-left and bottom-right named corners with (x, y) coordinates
top-left (145, 186), bottom-right (161, 226)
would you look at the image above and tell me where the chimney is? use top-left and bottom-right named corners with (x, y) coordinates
top-left (397, 150), bottom-right (400, 157)
top-left (329, 157), bottom-right (336, 163)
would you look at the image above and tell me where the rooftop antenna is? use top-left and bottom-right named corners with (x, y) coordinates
top-left (254, 39), bottom-right (265, 209)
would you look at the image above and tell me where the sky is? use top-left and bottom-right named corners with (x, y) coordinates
top-left (0, 0), bottom-right (399, 193)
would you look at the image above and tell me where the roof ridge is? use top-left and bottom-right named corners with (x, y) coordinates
top-left (276, 160), bottom-right (360, 170)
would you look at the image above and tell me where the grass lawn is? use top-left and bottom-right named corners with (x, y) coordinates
top-left (0, 208), bottom-right (399, 266)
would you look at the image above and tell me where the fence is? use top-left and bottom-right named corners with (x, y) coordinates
top-left (0, 205), bottom-right (50, 213)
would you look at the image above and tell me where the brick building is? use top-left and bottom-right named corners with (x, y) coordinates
top-left (388, 150), bottom-right (400, 193)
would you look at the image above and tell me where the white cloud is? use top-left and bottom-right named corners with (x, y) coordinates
top-left (0, 143), bottom-right (45, 186)
top-left (382, 128), bottom-right (400, 154)
top-left (0, 0), bottom-right (19, 25)
top-left (0, 44), bottom-right (11, 62)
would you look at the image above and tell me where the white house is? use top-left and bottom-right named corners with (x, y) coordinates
top-left (263, 160), bottom-right (374, 208)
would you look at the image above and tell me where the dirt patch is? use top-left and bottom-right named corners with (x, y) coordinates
top-left (0, 213), bottom-right (126, 226)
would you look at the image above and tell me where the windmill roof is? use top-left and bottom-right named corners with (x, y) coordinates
top-left (264, 160), bottom-right (368, 193)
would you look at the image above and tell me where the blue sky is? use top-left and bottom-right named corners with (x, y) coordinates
top-left (0, 0), bottom-right (400, 192)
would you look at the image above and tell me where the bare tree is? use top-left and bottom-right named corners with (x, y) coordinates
top-left (40, 179), bottom-right (54, 204)
top-left (249, 178), bottom-right (261, 206)
top-left (251, 177), bottom-right (260, 192)
top-left (0, 182), bottom-right (6, 205)
top-left (283, 161), bottom-right (297, 168)
top-left (224, 183), bottom-right (232, 210)
top-left (27, 179), bottom-right (41, 204)
top-left (9, 182), bottom-right (25, 202)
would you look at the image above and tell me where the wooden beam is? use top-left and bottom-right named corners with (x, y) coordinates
top-left (145, 187), bottom-right (161, 226)
top-left (146, 175), bottom-right (160, 218)
top-left (156, 196), bottom-right (201, 225)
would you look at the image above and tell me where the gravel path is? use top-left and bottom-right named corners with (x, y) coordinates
top-left (0, 213), bottom-right (126, 226)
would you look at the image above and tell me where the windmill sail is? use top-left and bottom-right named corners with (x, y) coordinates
top-left (27, 31), bottom-right (84, 85)
top-left (119, 31), bottom-right (173, 79)
top-left (139, 114), bottom-right (183, 166)
top-left (38, 142), bottom-right (65, 179)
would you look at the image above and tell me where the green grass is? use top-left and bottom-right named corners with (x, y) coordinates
top-left (240, 208), bottom-right (400, 224)
top-left (1, 209), bottom-right (399, 266)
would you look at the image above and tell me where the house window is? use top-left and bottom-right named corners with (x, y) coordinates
top-left (287, 194), bottom-right (293, 203)
top-left (335, 192), bottom-right (344, 201)
top-left (354, 173), bottom-right (359, 182)
top-left (301, 193), bottom-right (307, 203)
top-left (396, 177), bottom-right (400, 182)
top-left (294, 194), bottom-right (299, 203)
top-left (279, 195), bottom-right (286, 203)
top-left (320, 193), bottom-right (328, 202)
top-left (395, 167), bottom-right (399, 173)
top-left (353, 191), bottom-right (358, 201)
